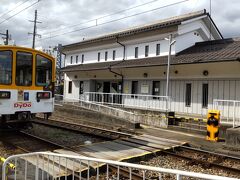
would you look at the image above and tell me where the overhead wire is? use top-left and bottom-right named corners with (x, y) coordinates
top-left (20, 0), bottom-right (191, 46)
top-left (39, 0), bottom-right (162, 34)
top-left (0, 0), bottom-right (41, 25)
top-left (0, 0), bottom-right (32, 19)
top-left (41, 0), bottom-right (191, 40)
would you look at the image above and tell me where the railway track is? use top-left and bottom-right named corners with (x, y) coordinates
top-left (171, 146), bottom-right (240, 174)
top-left (2, 120), bottom-right (239, 179)
top-left (31, 117), bottom-right (133, 140)
top-left (0, 130), bottom-right (64, 153)
top-left (1, 123), bottom-right (141, 179)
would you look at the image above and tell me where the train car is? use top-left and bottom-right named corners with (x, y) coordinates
top-left (0, 46), bottom-right (55, 124)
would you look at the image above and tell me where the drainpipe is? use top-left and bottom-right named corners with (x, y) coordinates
top-left (108, 66), bottom-right (124, 94)
top-left (116, 37), bottom-right (125, 60)
top-left (107, 37), bottom-right (125, 94)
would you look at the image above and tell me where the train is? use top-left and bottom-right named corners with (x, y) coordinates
top-left (0, 46), bottom-right (55, 125)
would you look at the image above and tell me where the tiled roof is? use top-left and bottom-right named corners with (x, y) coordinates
top-left (62, 38), bottom-right (240, 72)
top-left (63, 10), bottom-right (214, 50)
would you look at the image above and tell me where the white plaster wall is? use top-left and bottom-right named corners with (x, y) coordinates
top-left (175, 31), bottom-right (204, 53)
top-left (64, 29), bottom-right (204, 65)
top-left (64, 33), bottom-right (179, 66)
top-left (126, 39), bottom-right (172, 59)
top-left (65, 47), bottom-right (124, 66)
top-left (63, 17), bottom-right (220, 66)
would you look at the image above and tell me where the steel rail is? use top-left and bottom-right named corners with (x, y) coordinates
top-left (31, 117), bottom-right (133, 139)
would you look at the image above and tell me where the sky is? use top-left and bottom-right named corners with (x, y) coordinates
top-left (0, 0), bottom-right (239, 49)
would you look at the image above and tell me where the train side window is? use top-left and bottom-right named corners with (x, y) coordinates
top-left (0, 50), bottom-right (12, 85)
top-left (36, 55), bottom-right (52, 86)
top-left (16, 52), bottom-right (33, 86)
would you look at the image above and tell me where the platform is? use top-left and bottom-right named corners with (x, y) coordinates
top-left (21, 134), bottom-right (186, 178)
top-left (226, 127), bottom-right (240, 148)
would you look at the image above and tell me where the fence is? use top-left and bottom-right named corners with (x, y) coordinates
top-left (2, 152), bottom-right (238, 180)
top-left (54, 94), bottom-right (139, 123)
top-left (213, 99), bottom-right (240, 127)
top-left (80, 92), bottom-right (170, 111)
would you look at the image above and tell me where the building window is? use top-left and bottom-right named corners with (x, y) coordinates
top-left (76, 55), bottom-right (78, 64)
top-left (202, 83), bottom-right (208, 108)
top-left (113, 50), bottom-right (116, 60)
top-left (185, 83), bottom-right (191, 107)
top-left (68, 81), bottom-right (72, 94)
top-left (135, 47), bottom-right (138, 58)
top-left (70, 56), bottom-right (73, 64)
top-left (81, 54), bottom-right (84, 64)
top-left (105, 51), bottom-right (108, 61)
top-left (145, 45), bottom-right (149, 57)
top-left (156, 44), bottom-right (160, 55)
top-left (131, 81), bottom-right (138, 96)
top-left (98, 52), bottom-right (101, 62)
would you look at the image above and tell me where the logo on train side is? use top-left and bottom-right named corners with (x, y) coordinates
top-left (14, 102), bottom-right (32, 108)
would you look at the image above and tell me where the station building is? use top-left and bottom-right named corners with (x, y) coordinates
top-left (61, 10), bottom-right (240, 120)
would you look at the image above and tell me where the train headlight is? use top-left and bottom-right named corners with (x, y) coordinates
top-left (0, 91), bottom-right (11, 99)
top-left (36, 92), bottom-right (51, 99)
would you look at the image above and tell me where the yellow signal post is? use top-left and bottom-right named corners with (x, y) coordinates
top-left (206, 110), bottom-right (220, 142)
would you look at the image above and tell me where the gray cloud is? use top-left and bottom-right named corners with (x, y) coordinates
top-left (0, 0), bottom-right (240, 48)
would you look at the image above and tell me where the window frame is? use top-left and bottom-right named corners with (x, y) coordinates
top-left (81, 54), bottom-right (84, 64)
top-left (70, 56), bottom-right (73, 64)
top-left (68, 81), bottom-right (72, 94)
top-left (185, 83), bottom-right (192, 107)
top-left (113, 50), bottom-right (116, 60)
top-left (202, 83), bottom-right (208, 108)
top-left (156, 43), bottom-right (160, 56)
top-left (105, 51), bottom-right (108, 61)
top-left (145, 45), bottom-right (149, 57)
top-left (35, 54), bottom-right (53, 87)
top-left (135, 47), bottom-right (138, 58)
top-left (98, 52), bottom-right (101, 62)
top-left (76, 55), bottom-right (78, 64)
top-left (0, 50), bottom-right (13, 85)
top-left (15, 51), bottom-right (33, 87)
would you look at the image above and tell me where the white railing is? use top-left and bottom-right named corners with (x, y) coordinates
top-left (55, 94), bottom-right (139, 123)
top-left (213, 99), bottom-right (240, 128)
top-left (81, 92), bottom-right (170, 111)
top-left (2, 152), bottom-right (238, 180)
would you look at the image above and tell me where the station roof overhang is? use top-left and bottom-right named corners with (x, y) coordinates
top-left (61, 38), bottom-right (240, 73)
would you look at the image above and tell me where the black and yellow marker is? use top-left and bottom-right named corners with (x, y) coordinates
top-left (206, 110), bottom-right (220, 142)
top-left (0, 156), bottom-right (15, 169)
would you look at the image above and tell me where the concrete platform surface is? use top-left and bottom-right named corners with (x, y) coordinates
top-left (226, 127), bottom-right (240, 147)
top-left (21, 134), bottom-right (186, 178)
top-left (138, 125), bottom-right (240, 157)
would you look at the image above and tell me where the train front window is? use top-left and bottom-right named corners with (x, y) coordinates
top-left (16, 52), bottom-right (33, 86)
top-left (0, 51), bottom-right (12, 85)
top-left (36, 55), bottom-right (52, 86)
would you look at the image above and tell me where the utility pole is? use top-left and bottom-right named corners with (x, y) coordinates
top-left (28, 10), bottom-right (42, 49)
top-left (55, 44), bottom-right (63, 85)
top-left (165, 34), bottom-right (176, 110)
top-left (0, 30), bottom-right (9, 45)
